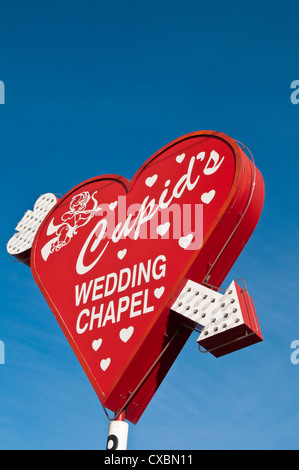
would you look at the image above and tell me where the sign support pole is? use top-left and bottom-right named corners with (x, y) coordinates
top-left (106, 411), bottom-right (129, 450)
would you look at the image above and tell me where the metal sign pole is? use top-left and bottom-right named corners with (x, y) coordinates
top-left (106, 411), bottom-right (129, 450)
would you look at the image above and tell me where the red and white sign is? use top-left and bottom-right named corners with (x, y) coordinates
top-left (30, 131), bottom-right (264, 423)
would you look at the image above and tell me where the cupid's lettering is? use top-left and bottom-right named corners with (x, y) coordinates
top-left (76, 154), bottom-right (201, 275)
top-left (41, 150), bottom-right (224, 275)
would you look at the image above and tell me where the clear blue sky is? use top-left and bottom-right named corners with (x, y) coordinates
top-left (1, 0), bottom-right (299, 450)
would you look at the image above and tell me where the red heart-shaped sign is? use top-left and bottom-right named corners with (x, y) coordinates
top-left (31, 131), bottom-right (264, 423)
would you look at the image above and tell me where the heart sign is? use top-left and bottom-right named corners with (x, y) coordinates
top-left (31, 131), bottom-right (264, 424)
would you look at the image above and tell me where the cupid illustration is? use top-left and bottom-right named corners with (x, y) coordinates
top-left (41, 191), bottom-right (101, 261)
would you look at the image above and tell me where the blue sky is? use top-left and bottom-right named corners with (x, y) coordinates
top-left (1, 0), bottom-right (299, 450)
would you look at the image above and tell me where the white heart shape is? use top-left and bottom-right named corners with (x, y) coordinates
top-left (179, 234), bottom-right (194, 249)
top-left (157, 222), bottom-right (170, 236)
top-left (92, 338), bottom-right (102, 351)
top-left (154, 286), bottom-right (165, 299)
top-left (100, 358), bottom-right (111, 371)
top-left (117, 249), bottom-right (127, 260)
top-left (145, 174), bottom-right (158, 187)
top-left (119, 326), bottom-right (134, 343)
top-left (176, 153), bottom-right (185, 163)
top-left (109, 201), bottom-right (117, 211)
top-left (201, 189), bottom-right (216, 204)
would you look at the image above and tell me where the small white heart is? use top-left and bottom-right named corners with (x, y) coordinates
top-left (201, 189), bottom-right (216, 204)
top-left (100, 358), bottom-right (111, 371)
top-left (117, 249), bottom-right (127, 260)
top-left (179, 234), bottom-right (194, 249)
top-left (92, 338), bottom-right (102, 351)
top-left (154, 286), bottom-right (165, 299)
top-left (176, 153), bottom-right (185, 163)
top-left (145, 175), bottom-right (158, 187)
top-left (157, 222), bottom-right (170, 236)
top-left (119, 326), bottom-right (134, 343)
top-left (109, 201), bottom-right (117, 211)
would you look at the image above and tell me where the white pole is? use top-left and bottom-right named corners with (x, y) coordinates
top-left (106, 412), bottom-right (129, 450)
